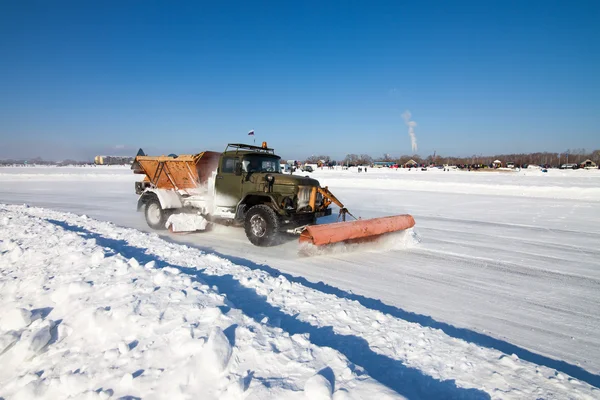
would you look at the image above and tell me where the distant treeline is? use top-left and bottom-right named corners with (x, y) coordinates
top-left (306, 149), bottom-right (600, 167)
top-left (0, 157), bottom-right (94, 166)
top-left (2, 148), bottom-right (599, 168)
top-left (0, 155), bottom-right (134, 166)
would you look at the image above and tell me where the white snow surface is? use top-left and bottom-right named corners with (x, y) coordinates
top-left (166, 213), bottom-right (209, 232)
top-left (0, 207), bottom-right (398, 399)
top-left (1, 165), bottom-right (600, 399)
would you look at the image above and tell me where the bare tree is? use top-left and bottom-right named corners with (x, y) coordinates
top-left (358, 154), bottom-right (373, 165)
top-left (343, 154), bottom-right (359, 166)
top-left (376, 153), bottom-right (394, 162)
top-left (305, 154), bottom-right (331, 164)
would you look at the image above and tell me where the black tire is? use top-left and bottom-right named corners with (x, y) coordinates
top-left (244, 204), bottom-right (280, 246)
top-left (144, 197), bottom-right (167, 230)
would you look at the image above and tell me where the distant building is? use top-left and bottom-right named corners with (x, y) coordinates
top-left (580, 159), bottom-right (597, 169)
top-left (373, 161), bottom-right (396, 168)
top-left (493, 160), bottom-right (502, 168)
top-left (404, 159), bottom-right (418, 168)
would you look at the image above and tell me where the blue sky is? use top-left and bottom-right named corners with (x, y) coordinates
top-left (1, 1), bottom-right (598, 161)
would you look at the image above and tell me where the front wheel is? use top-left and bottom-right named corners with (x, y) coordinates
top-left (244, 205), bottom-right (280, 246)
top-left (145, 197), bottom-right (167, 230)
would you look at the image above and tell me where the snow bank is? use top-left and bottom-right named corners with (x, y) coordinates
top-left (2, 204), bottom-right (598, 399)
top-left (0, 207), bottom-right (399, 399)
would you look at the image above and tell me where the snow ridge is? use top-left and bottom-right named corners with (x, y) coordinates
top-left (0, 207), bottom-right (399, 399)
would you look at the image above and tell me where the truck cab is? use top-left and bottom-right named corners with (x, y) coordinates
top-left (213, 144), bottom-right (330, 243)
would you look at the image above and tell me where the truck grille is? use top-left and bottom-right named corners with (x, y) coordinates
top-left (297, 186), bottom-right (311, 211)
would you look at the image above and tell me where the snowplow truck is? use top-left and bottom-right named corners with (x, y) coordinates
top-left (132, 142), bottom-right (415, 247)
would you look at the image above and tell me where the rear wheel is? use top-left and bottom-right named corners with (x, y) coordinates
top-left (244, 204), bottom-right (280, 246)
top-left (145, 197), bottom-right (167, 230)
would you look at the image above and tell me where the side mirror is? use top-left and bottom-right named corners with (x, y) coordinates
top-left (235, 163), bottom-right (243, 176)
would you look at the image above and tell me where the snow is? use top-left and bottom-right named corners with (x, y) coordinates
top-left (165, 213), bottom-right (209, 232)
top-left (0, 208), bottom-right (395, 399)
top-left (1, 165), bottom-right (600, 399)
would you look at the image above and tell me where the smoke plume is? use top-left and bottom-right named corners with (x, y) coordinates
top-left (401, 110), bottom-right (418, 152)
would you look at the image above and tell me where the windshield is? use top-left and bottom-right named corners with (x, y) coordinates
top-left (242, 155), bottom-right (281, 173)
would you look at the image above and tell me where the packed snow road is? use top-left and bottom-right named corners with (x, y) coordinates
top-left (1, 165), bottom-right (600, 398)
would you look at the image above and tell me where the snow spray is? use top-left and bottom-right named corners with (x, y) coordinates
top-left (298, 228), bottom-right (421, 257)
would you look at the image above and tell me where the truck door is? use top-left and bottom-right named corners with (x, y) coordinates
top-left (214, 156), bottom-right (242, 212)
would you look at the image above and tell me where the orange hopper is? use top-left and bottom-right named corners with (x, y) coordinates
top-left (299, 214), bottom-right (415, 246)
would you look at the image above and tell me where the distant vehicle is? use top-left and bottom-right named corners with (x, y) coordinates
top-left (443, 164), bottom-right (458, 171)
top-left (302, 165), bottom-right (314, 173)
top-left (281, 164), bottom-right (295, 173)
top-left (506, 162), bottom-right (515, 168)
top-left (560, 163), bottom-right (579, 170)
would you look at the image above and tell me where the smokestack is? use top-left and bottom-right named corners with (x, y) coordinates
top-left (401, 110), bottom-right (418, 152)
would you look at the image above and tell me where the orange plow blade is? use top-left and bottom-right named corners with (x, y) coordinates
top-left (299, 214), bottom-right (416, 246)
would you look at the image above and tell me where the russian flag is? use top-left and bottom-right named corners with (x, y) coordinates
top-left (248, 130), bottom-right (254, 136)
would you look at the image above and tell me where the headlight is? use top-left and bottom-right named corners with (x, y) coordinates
top-left (282, 197), bottom-right (294, 210)
top-left (265, 174), bottom-right (274, 183)
top-left (316, 192), bottom-right (323, 206)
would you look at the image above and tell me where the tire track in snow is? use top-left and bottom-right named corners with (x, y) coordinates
top-left (416, 215), bottom-right (600, 238)
top-left (414, 245), bottom-right (600, 288)
top-left (7, 205), bottom-right (600, 399)
top-left (406, 247), bottom-right (600, 320)
top-left (423, 225), bottom-right (600, 262)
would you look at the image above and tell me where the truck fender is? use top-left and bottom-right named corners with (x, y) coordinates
top-left (236, 194), bottom-right (282, 219)
top-left (137, 188), bottom-right (183, 211)
top-left (239, 194), bottom-right (280, 208)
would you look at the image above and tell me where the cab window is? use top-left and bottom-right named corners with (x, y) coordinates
top-left (221, 157), bottom-right (240, 173)
top-left (242, 155), bottom-right (281, 173)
